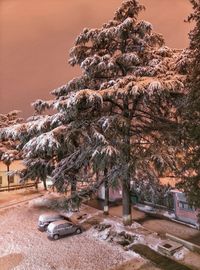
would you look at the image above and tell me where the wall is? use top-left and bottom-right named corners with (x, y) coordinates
top-left (173, 191), bottom-right (199, 227)
top-left (98, 185), bottom-right (122, 202)
top-left (0, 160), bottom-right (33, 187)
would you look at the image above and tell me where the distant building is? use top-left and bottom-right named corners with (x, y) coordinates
top-left (98, 184), bottom-right (200, 229)
top-left (0, 160), bottom-right (33, 188)
top-left (171, 190), bottom-right (200, 229)
top-left (98, 185), bottom-right (141, 204)
top-left (98, 185), bottom-right (122, 202)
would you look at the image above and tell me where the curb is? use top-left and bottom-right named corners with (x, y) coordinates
top-left (170, 218), bottom-right (198, 230)
top-left (166, 233), bottom-right (200, 253)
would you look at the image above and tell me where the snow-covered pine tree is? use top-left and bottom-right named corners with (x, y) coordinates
top-left (50, 0), bottom-right (186, 224)
top-left (177, 0), bottom-right (200, 209)
top-left (0, 111), bottom-right (23, 187)
top-left (0, 0), bottom-right (187, 224)
top-left (3, 114), bottom-right (68, 190)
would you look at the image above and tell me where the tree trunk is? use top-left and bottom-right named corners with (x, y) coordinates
top-left (35, 177), bottom-right (39, 191)
top-left (122, 179), bottom-right (132, 225)
top-left (71, 176), bottom-right (77, 195)
top-left (122, 97), bottom-right (132, 225)
top-left (7, 164), bottom-right (10, 190)
top-left (71, 175), bottom-right (78, 211)
top-left (104, 168), bottom-right (109, 215)
top-left (42, 178), bottom-right (47, 190)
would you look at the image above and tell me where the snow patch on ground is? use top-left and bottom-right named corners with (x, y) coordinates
top-left (87, 217), bottom-right (162, 254)
top-left (163, 211), bottom-right (176, 219)
top-left (86, 227), bottom-right (141, 261)
top-left (137, 205), bottom-right (156, 212)
top-left (130, 221), bottom-right (142, 229)
top-left (88, 226), bottom-right (110, 240)
top-left (173, 247), bottom-right (189, 261)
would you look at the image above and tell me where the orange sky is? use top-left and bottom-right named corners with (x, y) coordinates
top-left (0, 0), bottom-right (193, 118)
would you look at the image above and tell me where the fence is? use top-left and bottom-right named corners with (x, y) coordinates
top-left (0, 170), bottom-right (36, 192)
top-left (0, 182), bottom-right (37, 192)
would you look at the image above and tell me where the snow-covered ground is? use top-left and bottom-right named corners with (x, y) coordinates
top-left (0, 204), bottom-right (145, 270)
top-left (0, 193), bottom-right (199, 270)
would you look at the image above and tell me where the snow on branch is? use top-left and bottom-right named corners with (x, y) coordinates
top-left (0, 123), bottom-right (27, 141)
top-left (51, 76), bottom-right (91, 97)
top-left (1, 150), bottom-right (20, 164)
top-left (116, 52), bottom-right (140, 67)
top-left (92, 129), bottom-right (108, 144)
top-left (54, 89), bottom-right (103, 112)
top-left (100, 145), bottom-right (120, 157)
top-left (26, 113), bottom-right (65, 135)
top-left (135, 20), bottom-right (152, 36)
top-left (173, 49), bottom-right (191, 75)
top-left (32, 99), bottom-right (53, 114)
top-left (114, 0), bottom-right (145, 22)
top-left (23, 126), bottom-right (66, 158)
top-left (97, 75), bottom-right (185, 101)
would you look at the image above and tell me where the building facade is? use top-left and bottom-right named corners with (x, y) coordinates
top-left (171, 190), bottom-right (200, 229)
top-left (0, 160), bottom-right (33, 188)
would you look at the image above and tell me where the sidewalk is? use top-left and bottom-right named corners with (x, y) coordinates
top-left (0, 187), bottom-right (44, 209)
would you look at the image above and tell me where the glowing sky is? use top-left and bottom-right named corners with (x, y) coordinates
top-left (0, 0), bottom-right (193, 117)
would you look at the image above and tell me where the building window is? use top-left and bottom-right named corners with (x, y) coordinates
top-left (0, 176), bottom-right (2, 185)
top-left (178, 201), bottom-right (194, 212)
top-left (9, 175), bottom-right (14, 184)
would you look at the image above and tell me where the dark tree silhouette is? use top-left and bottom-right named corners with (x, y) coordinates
top-left (177, 0), bottom-right (200, 209)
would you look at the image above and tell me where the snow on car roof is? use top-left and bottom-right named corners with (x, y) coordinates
top-left (39, 213), bottom-right (61, 221)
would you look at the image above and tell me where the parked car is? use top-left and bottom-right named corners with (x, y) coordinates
top-left (47, 220), bottom-right (82, 240)
top-left (38, 213), bottom-right (71, 231)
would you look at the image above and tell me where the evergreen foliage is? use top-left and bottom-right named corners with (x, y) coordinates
top-left (0, 111), bottom-right (23, 187)
top-left (0, 110), bottom-right (23, 164)
top-left (177, 0), bottom-right (200, 209)
top-left (0, 0), bottom-right (188, 223)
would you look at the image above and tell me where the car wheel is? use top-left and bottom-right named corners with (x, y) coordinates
top-left (76, 228), bottom-right (82, 234)
top-left (53, 234), bottom-right (59, 240)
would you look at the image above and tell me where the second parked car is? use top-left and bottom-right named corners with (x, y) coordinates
top-left (38, 213), bottom-right (71, 231)
top-left (47, 220), bottom-right (82, 240)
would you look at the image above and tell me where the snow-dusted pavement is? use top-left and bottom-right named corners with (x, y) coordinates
top-left (109, 205), bottom-right (200, 245)
top-left (0, 204), bottom-right (141, 270)
top-left (0, 193), bottom-right (199, 270)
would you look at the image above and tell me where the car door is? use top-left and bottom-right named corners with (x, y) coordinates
top-left (58, 224), bottom-right (65, 236)
top-left (65, 223), bottom-right (74, 235)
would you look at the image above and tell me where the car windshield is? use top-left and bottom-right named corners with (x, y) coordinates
top-left (47, 222), bottom-right (56, 231)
